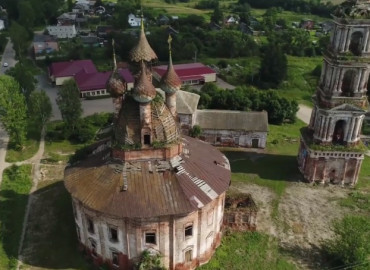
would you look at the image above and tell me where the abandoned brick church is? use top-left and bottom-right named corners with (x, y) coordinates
top-left (298, 0), bottom-right (370, 185)
top-left (64, 21), bottom-right (231, 269)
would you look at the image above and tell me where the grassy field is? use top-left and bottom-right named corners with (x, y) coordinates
top-left (0, 165), bottom-right (32, 270)
top-left (198, 232), bottom-right (296, 270)
top-left (6, 123), bottom-right (42, 163)
top-left (278, 55), bottom-right (321, 107)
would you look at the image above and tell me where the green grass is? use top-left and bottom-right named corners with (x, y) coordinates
top-left (278, 55), bottom-right (322, 107)
top-left (357, 156), bottom-right (370, 191)
top-left (21, 181), bottom-right (92, 270)
top-left (0, 165), bottom-right (32, 270)
top-left (6, 123), bottom-right (41, 163)
top-left (224, 120), bottom-right (306, 199)
top-left (340, 191), bottom-right (370, 213)
top-left (198, 232), bottom-right (296, 270)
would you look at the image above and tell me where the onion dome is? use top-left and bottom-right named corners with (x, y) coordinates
top-left (133, 62), bottom-right (156, 103)
top-left (160, 35), bottom-right (182, 94)
top-left (129, 16), bottom-right (158, 62)
top-left (106, 39), bottom-right (126, 97)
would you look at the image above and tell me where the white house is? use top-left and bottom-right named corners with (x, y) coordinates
top-left (128, 13), bottom-right (143, 27)
top-left (47, 25), bottom-right (77, 39)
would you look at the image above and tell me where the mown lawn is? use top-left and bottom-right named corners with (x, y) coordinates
top-left (198, 232), bottom-right (296, 270)
top-left (0, 165), bottom-right (32, 270)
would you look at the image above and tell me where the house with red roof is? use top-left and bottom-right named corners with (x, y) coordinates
top-left (75, 69), bottom-right (134, 98)
top-left (152, 62), bottom-right (216, 86)
top-left (49, 60), bottom-right (134, 98)
top-left (49, 60), bottom-right (97, 86)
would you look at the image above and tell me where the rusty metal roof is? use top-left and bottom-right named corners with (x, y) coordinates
top-left (64, 136), bottom-right (231, 218)
top-left (129, 28), bottom-right (157, 62)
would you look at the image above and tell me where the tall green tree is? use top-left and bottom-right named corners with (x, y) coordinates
top-left (5, 61), bottom-right (37, 102)
top-left (211, 1), bottom-right (223, 24)
top-left (56, 79), bottom-right (82, 132)
top-left (259, 41), bottom-right (287, 88)
top-left (18, 1), bottom-right (35, 29)
top-left (9, 21), bottom-right (30, 58)
top-left (0, 75), bottom-right (28, 147)
top-left (28, 90), bottom-right (52, 127)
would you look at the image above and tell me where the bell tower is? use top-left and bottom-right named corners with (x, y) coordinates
top-left (298, 0), bottom-right (370, 186)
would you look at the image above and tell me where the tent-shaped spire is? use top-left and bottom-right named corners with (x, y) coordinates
top-left (160, 34), bottom-right (182, 94)
top-left (106, 39), bottom-right (126, 97)
top-left (129, 14), bottom-right (158, 62)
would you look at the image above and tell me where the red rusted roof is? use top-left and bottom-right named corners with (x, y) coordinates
top-left (49, 60), bottom-right (97, 78)
top-left (64, 136), bottom-right (231, 218)
top-left (154, 63), bottom-right (215, 81)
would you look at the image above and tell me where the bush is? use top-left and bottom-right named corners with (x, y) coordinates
top-left (324, 215), bottom-right (370, 269)
top-left (189, 125), bottom-right (202, 138)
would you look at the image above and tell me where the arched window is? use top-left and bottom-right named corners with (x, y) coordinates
top-left (349, 31), bottom-right (363, 56)
top-left (333, 120), bottom-right (346, 145)
top-left (341, 70), bottom-right (356, 97)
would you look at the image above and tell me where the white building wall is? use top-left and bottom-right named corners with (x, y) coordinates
top-left (203, 73), bottom-right (216, 83)
top-left (201, 129), bottom-right (267, 148)
top-left (55, 76), bottom-right (73, 86)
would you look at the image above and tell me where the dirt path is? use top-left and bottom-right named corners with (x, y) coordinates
top-left (232, 182), bottom-right (352, 270)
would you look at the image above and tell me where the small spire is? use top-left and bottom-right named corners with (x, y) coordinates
top-left (112, 39), bottom-right (117, 70)
top-left (140, 8), bottom-right (144, 32)
top-left (168, 34), bottom-right (172, 62)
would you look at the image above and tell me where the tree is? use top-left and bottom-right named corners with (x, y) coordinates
top-left (211, 1), bottom-right (223, 24)
top-left (28, 90), bottom-right (52, 127)
top-left (325, 216), bottom-right (370, 269)
top-left (0, 75), bottom-right (28, 147)
top-left (18, 1), bottom-right (35, 29)
top-left (259, 41), bottom-right (287, 88)
top-left (5, 61), bottom-right (37, 102)
top-left (56, 79), bottom-right (82, 132)
top-left (9, 21), bottom-right (30, 58)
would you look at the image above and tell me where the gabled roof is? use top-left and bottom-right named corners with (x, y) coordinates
top-left (177, 90), bottom-right (200, 114)
top-left (153, 63), bottom-right (215, 81)
top-left (49, 60), bottom-right (97, 78)
top-left (196, 110), bottom-right (268, 132)
top-left (33, 34), bottom-right (57, 43)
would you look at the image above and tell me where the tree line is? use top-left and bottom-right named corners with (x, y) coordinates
top-left (193, 83), bottom-right (298, 125)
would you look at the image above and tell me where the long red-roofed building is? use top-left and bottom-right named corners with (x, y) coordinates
top-left (152, 62), bottom-right (216, 85)
top-left (49, 60), bottom-right (134, 98)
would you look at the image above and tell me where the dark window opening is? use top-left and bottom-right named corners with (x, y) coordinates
top-left (145, 232), bottom-right (156, 245)
top-left (144, 134), bottom-right (150, 145)
top-left (252, 138), bottom-right (259, 148)
top-left (227, 214), bottom-right (235, 223)
top-left (110, 227), bottom-right (118, 242)
top-left (333, 120), bottom-right (345, 145)
top-left (341, 70), bottom-right (355, 97)
top-left (112, 251), bottom-right (119, 266)
top-left (87, 218), bottom-right (94, 234)
top-left (185, 225), bottom-right (193, 237)
top-left (349, 31), bottom-right (363, 56)
top-left (242, 215), bottom-right (250, 223)
top-left (185, 249), bottom-right (193, 262)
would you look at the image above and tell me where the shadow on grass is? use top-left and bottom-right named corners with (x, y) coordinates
top-left (19, 181), bottom-right (93, 270)
top-left (224, 151), bottom-right (302, 182)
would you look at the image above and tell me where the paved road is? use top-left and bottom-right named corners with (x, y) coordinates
top-left (297, 104), bottom-right (312, 125)
top-left (37, 74), bottom-right (114, 120)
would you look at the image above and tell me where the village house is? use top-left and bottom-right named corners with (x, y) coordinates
top-left (153, 63), bottom-right (216, 86)
top-left (128, 13), bottom-right (143, 27)
top-left (195, 110), bottom-right (268, 148)
top-left (33, 34), bottom-right (59, 59)
top-left (47, 25), bottom-right (77, 39)
top-left (49, 59), bottom-right (97, 85)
